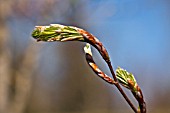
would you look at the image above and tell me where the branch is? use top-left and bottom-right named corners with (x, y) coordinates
top-left (32, 24), bottom-right (146, 113)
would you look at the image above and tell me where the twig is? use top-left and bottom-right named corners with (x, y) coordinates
top-left (31, 24), bottom-right (146, 113)
top-left (107, 61), bottom-right (138, 113)
top-left (84, 43), bottom-right (137, 113)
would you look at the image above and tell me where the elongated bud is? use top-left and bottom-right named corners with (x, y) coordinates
top-left (84, 43), bottom-right (115, 84)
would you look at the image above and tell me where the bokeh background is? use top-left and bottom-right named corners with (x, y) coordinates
top-left (0, 0), bottom-right (170, 113)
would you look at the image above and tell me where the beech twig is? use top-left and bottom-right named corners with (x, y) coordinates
top-left (32, 24), bottom-right (146, 113)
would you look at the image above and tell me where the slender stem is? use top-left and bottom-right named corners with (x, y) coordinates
top-left (107, 61), bottom-right (138, 113)
top-left (132, 90), bottom-right (146, 113)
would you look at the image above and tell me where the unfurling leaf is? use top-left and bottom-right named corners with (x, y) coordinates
top-left (32, 24), bottom-right (84, 42)
top-left (116, 67), bottom-right (138, 91)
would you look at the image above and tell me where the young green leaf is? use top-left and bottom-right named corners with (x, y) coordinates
top-left (32, 24), bottom-right (84, 42)
top-left (116, 67), bottom-right (137, 91)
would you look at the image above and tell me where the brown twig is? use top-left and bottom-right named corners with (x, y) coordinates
top-left (107, 61), bottom-right (138, 113)
top-left (79, 29), bottom-right (138, 113)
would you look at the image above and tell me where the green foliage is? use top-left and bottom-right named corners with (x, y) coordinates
top-left (32, 24), bottom-right (84, 42)
top-left (116, 67), bottom-right (138, 91)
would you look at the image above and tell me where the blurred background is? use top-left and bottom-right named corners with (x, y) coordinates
top-left (0, 0), bottom-right (170, 113)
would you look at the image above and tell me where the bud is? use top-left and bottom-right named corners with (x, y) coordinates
top-left (84, 43), bottom-right (115, 84)
top-left (32, 24), bottom-right (84, 42)
top-left (116, 67), bottom-right (137, 91)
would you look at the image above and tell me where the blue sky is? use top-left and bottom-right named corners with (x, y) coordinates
top-left (84, 1), bottom-right (170, 97)
top-left (87, 0), bottom-right (170, 70)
